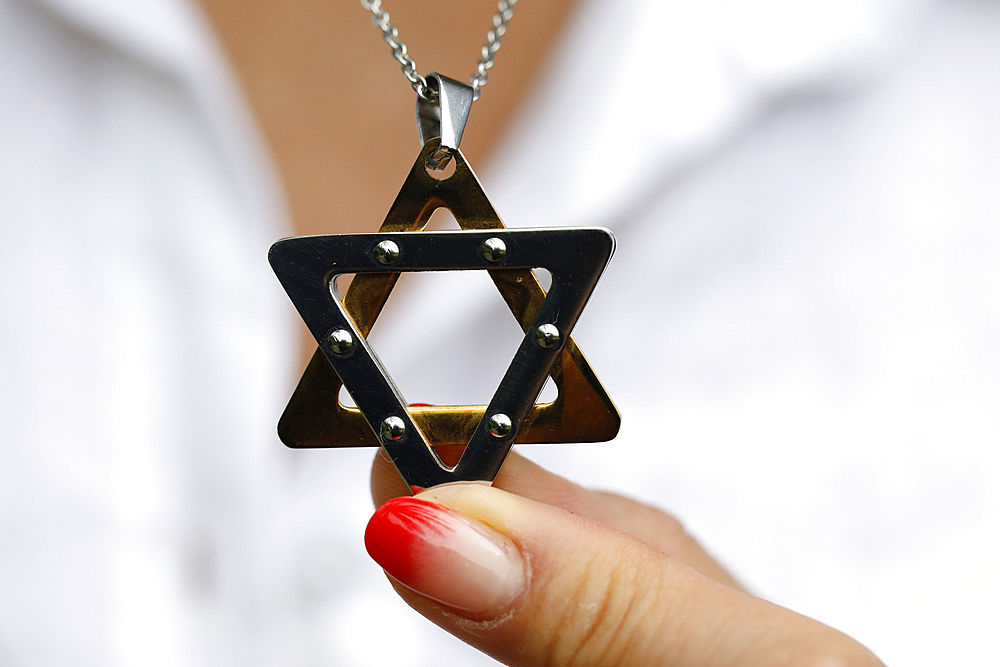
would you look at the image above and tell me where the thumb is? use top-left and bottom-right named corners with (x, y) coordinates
top-left (365, 483), bottom-right (882, 667)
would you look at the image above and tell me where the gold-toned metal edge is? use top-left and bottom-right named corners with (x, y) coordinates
top-left (278, 139), bottom-right (620, 448)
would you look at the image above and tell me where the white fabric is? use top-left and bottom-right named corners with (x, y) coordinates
top-left (0, 0), bottom-right (296, 663)
top-left (1, 0), bottom-right (997, 665)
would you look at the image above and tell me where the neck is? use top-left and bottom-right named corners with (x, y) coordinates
top-left (197, 0), bottom-right (579, 238)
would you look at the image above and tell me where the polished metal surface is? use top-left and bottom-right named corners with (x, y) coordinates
top-left (481, 237), bottom-right (507, 262)
top-left (270, 224), bottom-right (614, 487)
top-left (488, 413), bottom-right (512, 437)
top-left (360, 0), bottom-right (517, 101)
top-left (416, 73), bottom-right (475, 169)
top-left (380, 416), bottom-right (406, 441)
top-left (373, 239), bottom-right (400, 265)
top-left (534, 323), bottom-right (561, 349)
top-left (327, 329), bottom-right (354, 355)
top-left (270, 140), bottom-right (620, 488)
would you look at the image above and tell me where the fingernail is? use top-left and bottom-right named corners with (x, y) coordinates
top-left (365, 496), bottom-right (525, 614)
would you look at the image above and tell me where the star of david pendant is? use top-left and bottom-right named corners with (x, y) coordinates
top-left (268, 74), bottom-right (619, 489)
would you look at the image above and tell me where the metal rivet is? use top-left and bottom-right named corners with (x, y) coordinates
top-left (327, 329), bottom-right (353, 354)
top-left (488, 413), bottom-right (512, 437)
top-left (534, 323), bottom-right (561, 349)
top-left (380, 416), bottom-right (406, 441)
top-left (481, 237), bottom-right (506, 262)
top-left (374, 240), bottom-right (400, 265)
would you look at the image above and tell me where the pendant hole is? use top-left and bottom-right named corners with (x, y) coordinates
top-left (425, 207), bottom-right (459, 230)
top-left (532, 268), bottom-right (552, 292)
top-left (536, 376), bottom-right (558, 406)
top-left (338, 384), bottom-right (357, 409)
top-left (330, 274), bottom-right (355, 300)
top-left (425, 153), bottom-right (457, 180)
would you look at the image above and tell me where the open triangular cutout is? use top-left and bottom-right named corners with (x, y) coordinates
top-left (363, 270), bottom-right (528, 407)
top-left (268, 140), bottom-right (620, 486)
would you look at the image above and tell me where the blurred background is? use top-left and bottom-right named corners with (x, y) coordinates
top-left (1, 0), bottom-right (997, 664)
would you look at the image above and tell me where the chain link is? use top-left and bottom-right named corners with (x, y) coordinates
top-left (360, 0), bottom-right (517, 102)
top-left (470, 0), bottom-right (516, 101)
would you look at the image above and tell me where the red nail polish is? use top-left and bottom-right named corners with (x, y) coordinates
top-left (365, 497), bottom-right (449, 586)
top-left (364, 496), bottom-right (525, 613)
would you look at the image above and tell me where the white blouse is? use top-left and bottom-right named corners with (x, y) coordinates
top-left (1, 0), bottom-right (996, 665)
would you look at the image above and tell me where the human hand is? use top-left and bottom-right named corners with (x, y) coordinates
top-left (367, 449), bottom-right (884, 666)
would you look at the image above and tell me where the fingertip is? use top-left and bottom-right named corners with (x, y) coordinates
top-left (364, 494), bottom-right (527, 616)
top-left (370, 448), bottom-right (411, 507)
top-left (369, 445), bottom-right (470, 507)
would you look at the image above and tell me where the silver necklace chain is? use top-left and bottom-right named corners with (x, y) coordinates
top-left (360, 0), bottom-right (517, 102)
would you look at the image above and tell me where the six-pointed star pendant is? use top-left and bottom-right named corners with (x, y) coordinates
top-left (268, 140), bottom-right (620, 489)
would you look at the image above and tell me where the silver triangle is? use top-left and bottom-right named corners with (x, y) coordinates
top-left (269, 228), bottom-right (615, 488)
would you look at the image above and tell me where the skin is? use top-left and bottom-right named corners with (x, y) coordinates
top-left (199, 3), bottom-right (887, 663)
top-left (372, 450), bottom-right (887, 667)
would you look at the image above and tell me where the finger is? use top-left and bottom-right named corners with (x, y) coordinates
top-left (365, 483), bottom-right (883, 667)
top-left (371, 448), bottom-right (742, 589)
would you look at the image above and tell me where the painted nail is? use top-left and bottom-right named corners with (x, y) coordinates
top-left (365, 496), bottom-right (525, 614)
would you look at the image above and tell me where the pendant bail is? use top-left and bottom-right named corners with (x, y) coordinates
top-left (416, 73), bottom-right (474, 170)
